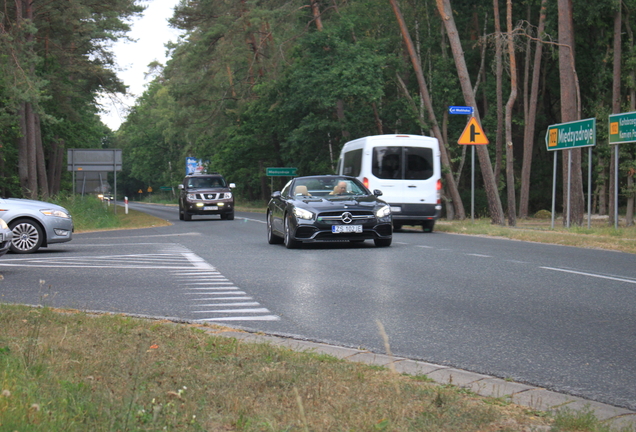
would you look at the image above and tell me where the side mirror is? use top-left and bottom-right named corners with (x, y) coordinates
top-left (271, 191), bottom-right (281, 199)
top-left (178, 184), bottom-right (184, 190)
top-left (373, 189), bottom-right (383, 197)
top-left (229, 183), bottom-right (236, 188)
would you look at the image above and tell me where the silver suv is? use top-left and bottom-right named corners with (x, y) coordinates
top-left (178, 174), bottom-right (235, 221)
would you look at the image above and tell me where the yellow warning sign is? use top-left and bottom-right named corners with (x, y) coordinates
top-left (458, 117), bottom-right (489, 145)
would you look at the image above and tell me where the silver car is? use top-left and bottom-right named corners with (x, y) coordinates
top-left (0, 218), bottom-right (13, 257)
top-left (0, 198), bottom-right (73, 254)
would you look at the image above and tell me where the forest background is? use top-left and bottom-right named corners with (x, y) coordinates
top-left (1, 0), bottom-right (636, 227)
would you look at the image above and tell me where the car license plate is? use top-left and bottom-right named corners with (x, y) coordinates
top-left (203, 206), bottom-right (218, 211)
top-left (390, 206), bottom-right (401, 213)
top-left (332, 225), bottom-right (363, 233)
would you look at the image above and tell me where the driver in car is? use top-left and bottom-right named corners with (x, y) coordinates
top-left (330, 181), bottom-right (348, 195)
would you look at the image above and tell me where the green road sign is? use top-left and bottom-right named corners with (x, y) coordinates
top-left (266, 167), bottom-right (297, 176)
top-left (545, 118), bottom-right (596, 151)
top-left (609, 111), bottom-right (636, 145)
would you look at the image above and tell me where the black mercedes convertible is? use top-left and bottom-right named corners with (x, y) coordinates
top-left (266, 175), bottom-right (393, 248)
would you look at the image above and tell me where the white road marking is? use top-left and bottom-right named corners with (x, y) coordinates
top-left (540, 266), bottom-right (636, 284)
top-left (0, 242), bottom-right (279, 322)
top-left (466, 253), bottom-right (492, 258)
top-left (239, 217), bottom-right (266, 224)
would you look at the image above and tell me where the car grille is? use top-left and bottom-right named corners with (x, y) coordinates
top-left (195, 193), bottom-right (228, 200)
top-left (317, 210), bottom-right (374, 224)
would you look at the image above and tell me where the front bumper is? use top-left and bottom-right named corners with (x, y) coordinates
top-left (291, 218), bottom-right (393, 243)
top-left (184, 201), bottom-right (234, 215)
top-left (0, 231), bottom-right (13, 257)
top-left (44, 218), bottom-right (73, 245)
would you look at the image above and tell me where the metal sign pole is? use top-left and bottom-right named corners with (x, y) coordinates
top-left (567, 149), bottom-right (572, 228)
top-left (551, 151), bottom-right (557, 229)
top-left (588, 146), bottom-right (592, 229)
top-left (615, 144), bottom-right (619, 229)
top-left (471, 145), bottom-right (475, 223)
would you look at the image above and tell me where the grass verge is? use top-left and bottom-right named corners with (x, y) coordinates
top-left (5, 303), bottom-right (613, 432)
top-left (432, 217), bottom-right (636, 254)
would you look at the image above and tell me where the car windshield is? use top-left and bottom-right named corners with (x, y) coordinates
top-left (291, 178), bottom-right (369, 198)
top-left (187, 177), bottom-right (225, 188)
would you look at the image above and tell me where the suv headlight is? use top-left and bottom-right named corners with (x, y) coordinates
top-left (186, 193), bottom-right (198, 201)
top-left (223, 192), bottom-right (232, 199)
top-left (293, 207), bottom-right (314, 220)
top-left (40, 209), bottom-right (70, 218)
top-left (375, 205), bottom-right (391, 218)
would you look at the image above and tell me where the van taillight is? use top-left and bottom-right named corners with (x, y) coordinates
top-left (437, 179), bottom-right (442, 204)
top-left (363, 177), bottom-right (369, 189)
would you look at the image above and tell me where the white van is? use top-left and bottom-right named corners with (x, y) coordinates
top-left (336, 134), bottom-right (441, 232)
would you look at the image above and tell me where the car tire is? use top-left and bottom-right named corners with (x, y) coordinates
top-left (179, 204), bottom-right (184, 220)
top-left (422, 221), bottom-right (435, 232)
top-left (9, 218), bottom-right (44, 254)
top-left (374, 237), bottom-right (392, 247)
top-left (393, 223), bottom-right (403, 230)
top-left (267, 212), bottom-right (283, 244)
top-left (283, 215), bottom-right (300, 249)
top-left (226, 211), bottom-right (234, 221)
top-left (183, 210), bottom-right (192, 221)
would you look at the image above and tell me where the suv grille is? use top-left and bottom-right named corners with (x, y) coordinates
top-left (196, 193), bottom-right (229, 200)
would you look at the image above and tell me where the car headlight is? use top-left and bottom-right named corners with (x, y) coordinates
top-left (375, 205), bottom-right (391, 218)
top-left (293, 207), bottom-right (314, 220)
top-left (0, 218), bottom-right (7, 229)
top-left (187, 193), bottom-right (198, 200)
top-left (40, 209), bottom-right (70, 218)
top-left (224, 192), bottom-right (232, 199)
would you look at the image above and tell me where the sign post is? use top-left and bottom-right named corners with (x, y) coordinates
top-left (609, 112), bottom-right (636, 229)
top-left (266, 167), bottom-right (298, 193)
top-left (454, 113), bottom-right (488, 223)
top-left (545, 118), bottom-right (596, 228)
top-left (67, 149), bottom-right (122, 214)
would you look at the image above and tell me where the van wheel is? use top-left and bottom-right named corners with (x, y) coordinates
top-left (422, 221), bottom-right (435, 232)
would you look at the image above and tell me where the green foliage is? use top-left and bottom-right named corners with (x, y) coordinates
top-left (111, 0), bottom-right (636, 216)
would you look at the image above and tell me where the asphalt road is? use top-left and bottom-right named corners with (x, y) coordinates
top-left (1, 202), bottom-right (635, 411)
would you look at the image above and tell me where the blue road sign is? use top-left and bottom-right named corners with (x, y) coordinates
top-left (449, 106), bottom-right (474, 115)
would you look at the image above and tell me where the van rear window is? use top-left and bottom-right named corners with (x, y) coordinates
top-left (372, 146), bottom-right (433, 180)
top-left (342, 149), bottom-right (363, 177)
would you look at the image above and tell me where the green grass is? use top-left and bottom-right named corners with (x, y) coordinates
top-left (0, 304), bottom-right (559, 431)
top-left (1, 304), bottom-right (630, 431)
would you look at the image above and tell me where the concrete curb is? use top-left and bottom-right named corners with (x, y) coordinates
top-left (207, 329), bottom-right (636, 431)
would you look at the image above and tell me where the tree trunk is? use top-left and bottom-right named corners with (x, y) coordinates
top-left (609, 2), bottom-right (622, 225)
top-left (25, 102), bottom-right (38, 198)
top-left (519, 0), bottom-right (547, 218)
top-left (504, 0), bottom-right (517, 226)
top-left (436, 0), bottom-right (504, 225)
top-left (34, 113), bottom-right (49, 199)
top-left (492, 0), bottom-right (504, 189)
top-left (18, 103), bottom-right (29, 196)
top-left (390, 0), bottom-right (466, 220)
top-left (310, 0), bottom-right (323, 31)
top-left (558, 0), bottom-right (584, 226)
